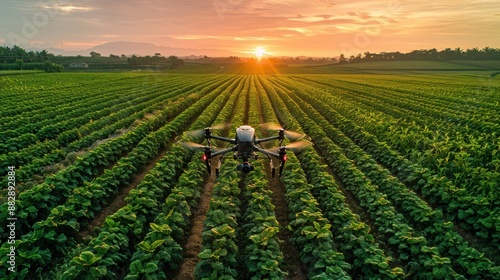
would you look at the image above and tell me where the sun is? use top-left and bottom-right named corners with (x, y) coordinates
top-left (254, 47), bottom-right (266, 59)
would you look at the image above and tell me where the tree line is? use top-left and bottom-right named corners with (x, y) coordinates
top-left (0, 45), bottom-right (55, 63)
top-left (0, 45), bottom-right (63, 72)
top-left (127, 54), bottom-right (184, 69)
top-left (339, 47), bottom-right (500, 64)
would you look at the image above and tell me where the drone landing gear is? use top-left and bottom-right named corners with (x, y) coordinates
top-left (204, 158), bottom-right (211, 175)
top-left (269, 163), bottom-right (285, 178)
top-left (203, 147), bottom-right (212, 175)
top-left (278, 147), bottom-right (287, 177)
top-left (278, 161), bottom-right (285, 177)
top-left (269, 158), bottom-right (276, 178)
top-left (215, 157), bottom-right (222, 178)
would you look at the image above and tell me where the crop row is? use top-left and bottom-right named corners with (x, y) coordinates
top-left (0, 74), bottom-right (219, 154)
top-left (0, 74), bottom-right (149, 117)
top-left (56, 145), bottom-right (195, 280)
top-left (55, 74), bottom-right (244, 279)
top-left (120, 76), bottom-right (249, 280)
top-left (122, 153), bottom-right (206, 280)
top-left (1, 75), bottom-right (240, 279)
top-left (296, 75), bottom-right (499, 129)
top-left (292, 76), bottom-right (499, 203)
top-left (0, 74), bottom-right (216, 181)
top-left (242, 79), bottom-right (285, 279)
top-left (258, 76), bottom-right (404, 279)
top-left (292, 76), bottom-right (498, 170)
top-left (1, 74), bottom-right (129, 122)
top-left (275, 77), bottom-right (500, 279)
top-left (298, 148), bottom-right (406, 279)
top-left (257, 77), bottom-right (351, 279)
top-left (37, 80), bottom-right (225, 236)
top-left (194, 160), bottom-right (242, 279)
top-left (1, 86), bottom-right (147, 150)
top-left (355, 76), bottom-right (499, 119)
top-left (281, 152), bottom-right (352, 279)
top-left (0, 75), bottom-right (234, 238)
top-left (266, 76), bottom-right (465, 279)
top-left (0, 75), bottom-right (228, 191)
top-left (241, 160), bottom-right (286, 279)
top-left (194, 76), bottom-right (250, 279)
top-left (284, 76), bottom-right (500, 250)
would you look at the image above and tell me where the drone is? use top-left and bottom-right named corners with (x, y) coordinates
top-left (182, 123), bottom-right (310, 177)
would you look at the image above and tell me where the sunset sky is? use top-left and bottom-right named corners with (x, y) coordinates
top-left (1, 0), bottom-right (499, 57)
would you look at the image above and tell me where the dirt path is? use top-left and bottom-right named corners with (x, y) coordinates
top-left (267, 172), bottom-right (309, 280)
top-left (173, 176), bottom-right (215, 280)
top-left (173, 79), bottom-right (246, 279)
top-left (253, 77), bottom-right (308, 279)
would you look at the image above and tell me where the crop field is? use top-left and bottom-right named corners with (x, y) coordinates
top-left (1, 72), bottom-right (499, 279)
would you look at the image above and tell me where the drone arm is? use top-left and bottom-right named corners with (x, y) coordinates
top-left (255, 136), bottom-right (280, 144)
top-left (208, 135), bottom-right (236, 144)
top-left (211, 146), bottom-right (237, 157)
top-left (254, 146), bottom-right (279, 159)
top-left (255, 146), bottom-right (287, 177)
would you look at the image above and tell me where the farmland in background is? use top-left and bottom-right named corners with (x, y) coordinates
top-left (1, 69), bottom-right (499, 279)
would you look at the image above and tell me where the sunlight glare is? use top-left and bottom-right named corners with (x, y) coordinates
top-left (254, 47), bottom-right (266, 59)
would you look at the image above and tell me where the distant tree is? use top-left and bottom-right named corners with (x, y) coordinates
top-left (351, 53), bottom-right (363, 63)
top-left (167, 55), bottom-right (184, 69)
top-left (364, 52), bottom-right (374, 60)
top-left (438, 48), bottom-right (455, 60)
top-left (481, 47), bottom-right (497, 60)
top-left (90, 51), bottom-right (101, 58)
top-left (128, 55), bottom-right (139, 66)
top-left (465, 47), bottom-right (480, 59)
top-left (38, 49), bottom-right (50, 61)
top-left (154, 53), bottom-right (161, 57)
top-left (0, 46), bottom-right (60, 65)
top-left (12, 45), bottom-right (26, 58)
top-left (109, 54), bottom-right (120, 58)
top-left (338, 54), bottom-right (347, 64)
top-left (336, 47), bottom-right (500, 63)
top-left (121, 54), bottom-right (127, 58)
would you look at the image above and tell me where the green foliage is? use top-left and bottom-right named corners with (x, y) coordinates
top-left (194, 161), bottom-right (241, 280)
top-left (1, 73), bottom-right (499, 280)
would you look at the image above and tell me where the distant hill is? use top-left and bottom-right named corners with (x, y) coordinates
top-left (46, 41), bottom-right (243, 57)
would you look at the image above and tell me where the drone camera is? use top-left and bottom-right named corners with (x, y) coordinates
top-left (238, 161), bottom-right (254, 174)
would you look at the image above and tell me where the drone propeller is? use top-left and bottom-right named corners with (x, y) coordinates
top-left (284, 140), bottom-right (312, 151)
top-left (180, 141), bottom-right (224, 153)
top-left (181, 142), bottom-right (207, 151)
top-left (264, 140), bottom-right (312, 153)
top-left (185, 123), bottom-right (231, 138)
top-left (260, 122), bottom-right (307, 141)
